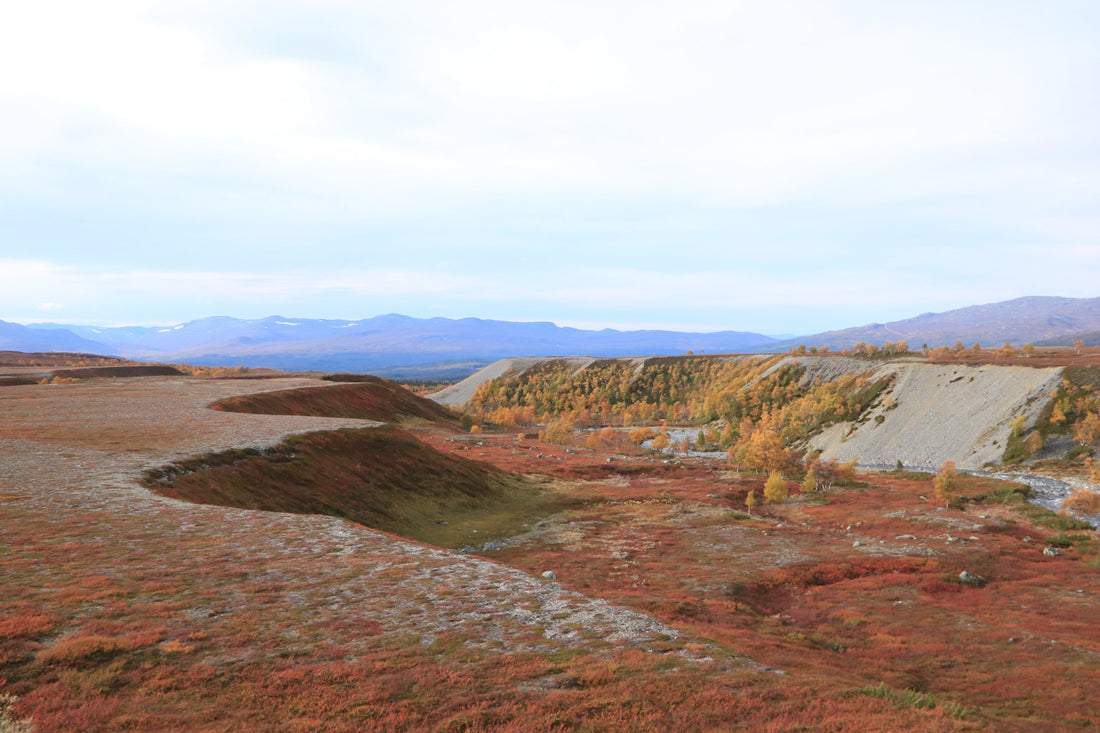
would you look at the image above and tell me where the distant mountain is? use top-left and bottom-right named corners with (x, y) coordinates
top-left (11, 296), bottom-right (1097, 376)
top-left (771, 296), bottom-right (1100, 351)
top-left (18, 315), bottom-right (778, 374)
top-left (1036, 330), bottom-right (1100, 348)
top-left (0, 320), bottom-right (112, 354)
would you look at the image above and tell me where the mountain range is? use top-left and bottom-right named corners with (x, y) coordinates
top-left (767, 295), bottom-right (1100, 352)
top-left (2, 295), bottom-right (1097, 377)
top-left (3, 315), bottom-right (777, 376)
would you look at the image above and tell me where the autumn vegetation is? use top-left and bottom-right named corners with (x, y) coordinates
top-left (1000, 366), bottom-right (1100, 464)
top-left (464, 356), bottom-right (891, 485)
top-left (2, 350), bottom-right (1100, 731)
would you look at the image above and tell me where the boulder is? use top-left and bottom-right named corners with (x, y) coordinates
top-left (959, 571), bottom-right (988, 586)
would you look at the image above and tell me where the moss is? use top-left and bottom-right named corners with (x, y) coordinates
top-left (1010, 501), bottom-right (1093, 531)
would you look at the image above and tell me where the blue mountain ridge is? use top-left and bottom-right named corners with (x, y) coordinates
top-left (9, 295), bottom-right (1100, 375)
top-left (14, 314), bottom-right (777, 373)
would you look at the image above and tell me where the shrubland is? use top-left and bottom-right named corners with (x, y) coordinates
top-left (3, 363), bottom-right (1099, 731)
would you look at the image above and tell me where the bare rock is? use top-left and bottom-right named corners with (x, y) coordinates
top-left (959, 571), bottom-right (988, 586)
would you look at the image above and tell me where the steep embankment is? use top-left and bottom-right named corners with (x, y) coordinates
top-left (161, 375), bottom-right (563, 546)
top-left (441, 354), bottom-right (1075, 470)
top-left (144, 426), bottom-right (555, 546)
top-left (797, 359), bottom-right (1063, 469)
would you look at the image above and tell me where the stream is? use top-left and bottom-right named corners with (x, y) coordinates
top-left (860, 462), bottom-right (1100, 529)
top-left (641, 429), bottom-right (1099, 529)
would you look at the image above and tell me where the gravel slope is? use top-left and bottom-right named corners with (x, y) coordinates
top-left (430, 356), bottom-right (597, 407)
top-left (807, 360), bottom-right (1063, 469)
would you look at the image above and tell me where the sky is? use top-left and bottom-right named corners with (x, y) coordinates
top-left (1, 0), bottom-right (1098, 336)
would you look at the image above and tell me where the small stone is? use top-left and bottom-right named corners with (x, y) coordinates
top-left (1023, 536), bottom-right (1032, 543)
top-left (896, 534), bottom-right (917, 540)
top-left (541, 570), bottom-right (557, 580)
top-left (959, 570), bottom-right (988, 586)
top-left (852, 541), bottom-right (863, 547)
top-left (1043, 546), bottom-right (1060, 557)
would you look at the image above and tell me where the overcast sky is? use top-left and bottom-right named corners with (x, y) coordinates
top-left (1, 1), bottom-right (1098, 335)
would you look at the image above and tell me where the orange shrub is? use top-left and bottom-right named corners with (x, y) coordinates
top-left (1061, 488), bottom-right (1100, 517)
top-left (36, 635), bottom-right (124, 666)
top-left (0, 612), bottom-right (55, 640)
top-left (160, 640), bottom-right (196, 654)
top-left (35, 631), bottom-right (159, 667)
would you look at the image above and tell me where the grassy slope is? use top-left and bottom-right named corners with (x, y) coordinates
top-left (168, 378), bottom-right (573, 546)
top-left (144, 427), bottom-right (571, 547)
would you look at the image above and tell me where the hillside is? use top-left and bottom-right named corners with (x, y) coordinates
top-left (145, 426), bottom-right (566, 547)
top-left (797, 359), bottom-right (1062, 468)
top-left (1038, 330), bottom-right (1100, 348)
top-left (443, 351), bottom-right (1100, 472)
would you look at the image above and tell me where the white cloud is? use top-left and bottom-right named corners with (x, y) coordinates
top-left (4, 1), bottom-right (1095, 213)
top-left (0, 3), bottom-right (1097, 331)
